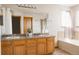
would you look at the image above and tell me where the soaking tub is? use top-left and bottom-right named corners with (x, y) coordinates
top-left (58, 38), bottom-right (79, 55)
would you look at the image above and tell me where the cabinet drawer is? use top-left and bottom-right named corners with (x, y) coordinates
top-left (14, 45), bottom-right (25, 55)
top-left (13, 40), bottom-right (25, 46)
top-left (26, 39), bottom-right (36, 46)
top-left (37, 43), bottom-right (46, 55)
top-left (37, 39), bottom-right (46, 43)
top-left (1, 40), bottom-right (12, 47)
top-left (47, 38), bottom-right (55, 54)
top-left (37, 38), bottom-right (46, 55)
top-left (26, 46), bottom-right (36, 55)
top-left (1, 46), bottom-right (13, 55)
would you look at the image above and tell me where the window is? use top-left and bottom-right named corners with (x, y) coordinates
top-left (61, 11), bottom-right (72, 28)
top-left (75, 11), bottom-right (79, 26)
top-left (61, 11), bottom-right (73, 38)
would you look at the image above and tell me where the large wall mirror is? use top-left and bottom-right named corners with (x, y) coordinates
top-left (2, 8), bottom-right (48, 34)
top-left (12, 16), bottom-right (33, 34)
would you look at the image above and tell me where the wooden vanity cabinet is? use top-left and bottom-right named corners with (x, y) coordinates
top-left (46, 37), bottom-right (55, 54)
top-left (1, 46), bottom-right (13, 55)
top-left (37, 38), bottom-right (46, 55)
top-left (13, 39), bottom-right (26, 55)
top-left (1, 36), bottom-right (55, 55)
top-left (26, 39), bottom-right (37, 55)
top-left (1, 40), bottom-right (13, 55)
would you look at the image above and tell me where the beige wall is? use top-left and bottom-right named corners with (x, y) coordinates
top-left (0, 8), bottom-right (47, 34)
top-left (54, 31), bottom-right (64, 47)
top-left (57, 31), bottom-right (64, 39)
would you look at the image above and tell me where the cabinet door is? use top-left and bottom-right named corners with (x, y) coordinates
top-left (13, 40), bottom-right (25, 55)
top-left (26, 39), bottom-right (36, 55)
top-left (14, 45), bottom-right (25, 55)
top-left (37, 38), bottom-right (46, 55)
top-left (1, 46), bottom-right (13, 55)
top-left (26, 46), bottom-right (36, 55)
top-left (1, 40), bottom-right (13, 55)
top-left (47, 37), bottom-right (55, 54)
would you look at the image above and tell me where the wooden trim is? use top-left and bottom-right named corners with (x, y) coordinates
top-left (24, 16), bottom-right (33, 33)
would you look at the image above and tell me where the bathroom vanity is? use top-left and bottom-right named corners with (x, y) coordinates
top-left (1, 34), bottom-right (55, 55)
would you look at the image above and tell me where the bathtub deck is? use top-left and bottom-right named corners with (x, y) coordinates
top-left (58, 39), bottom-right (79, 55)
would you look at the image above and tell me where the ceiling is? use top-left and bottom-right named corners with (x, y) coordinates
top-left (59, 4), bottom-right (77, 7)
top-left (2, 4), bottom-right (77, 8)
top-left (1, 4), bottom-right (78, 14)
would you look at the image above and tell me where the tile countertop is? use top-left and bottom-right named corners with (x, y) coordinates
top-left (1, 34), bottom-right (55, 40)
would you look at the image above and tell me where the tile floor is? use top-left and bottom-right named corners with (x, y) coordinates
top-left (53, 48), bottom-right (70, 55)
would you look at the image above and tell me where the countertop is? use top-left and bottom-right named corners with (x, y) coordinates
top-left (1, 34), bottom-right (55, 40)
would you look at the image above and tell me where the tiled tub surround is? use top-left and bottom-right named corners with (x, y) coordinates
top-left (1, 34), bottom-right (55, 55)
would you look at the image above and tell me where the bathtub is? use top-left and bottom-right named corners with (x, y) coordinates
top-left (58, 38), bottom-right (79, 55)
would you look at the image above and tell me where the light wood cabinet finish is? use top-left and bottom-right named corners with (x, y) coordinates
top-left (13, 39), bottom-right (25, 46)
top-left (47, 37), bottom-right (55, 54)
top-left (26, 39), bottom-right (37, 55)
top-left (1, 40), bottom-right (13, 55)
top-left (1, 37), bottom-right (55, 55)
top-left (1, 40), bottom-right (11, 47)
top-left (1, 46), bottom-right (13, 55)
top-left (24, 17), bottom-right (33, 34)
top-left (13, 39), bottom-right (25, 55)
top-left (37, 38), bottom-right (46, 55)
top-left (26, 46), bottom-right (36, 55)
top-left (14, 45), bottom-right (25, 55)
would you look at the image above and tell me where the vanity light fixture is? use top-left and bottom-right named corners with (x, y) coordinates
top-left (17, 4), bottom-right (37, 9)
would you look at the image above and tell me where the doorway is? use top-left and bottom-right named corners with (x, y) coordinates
top-left (12, 16), bottom-right (21, 34)
top-left (0, 15), bottom-right (3, 25)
